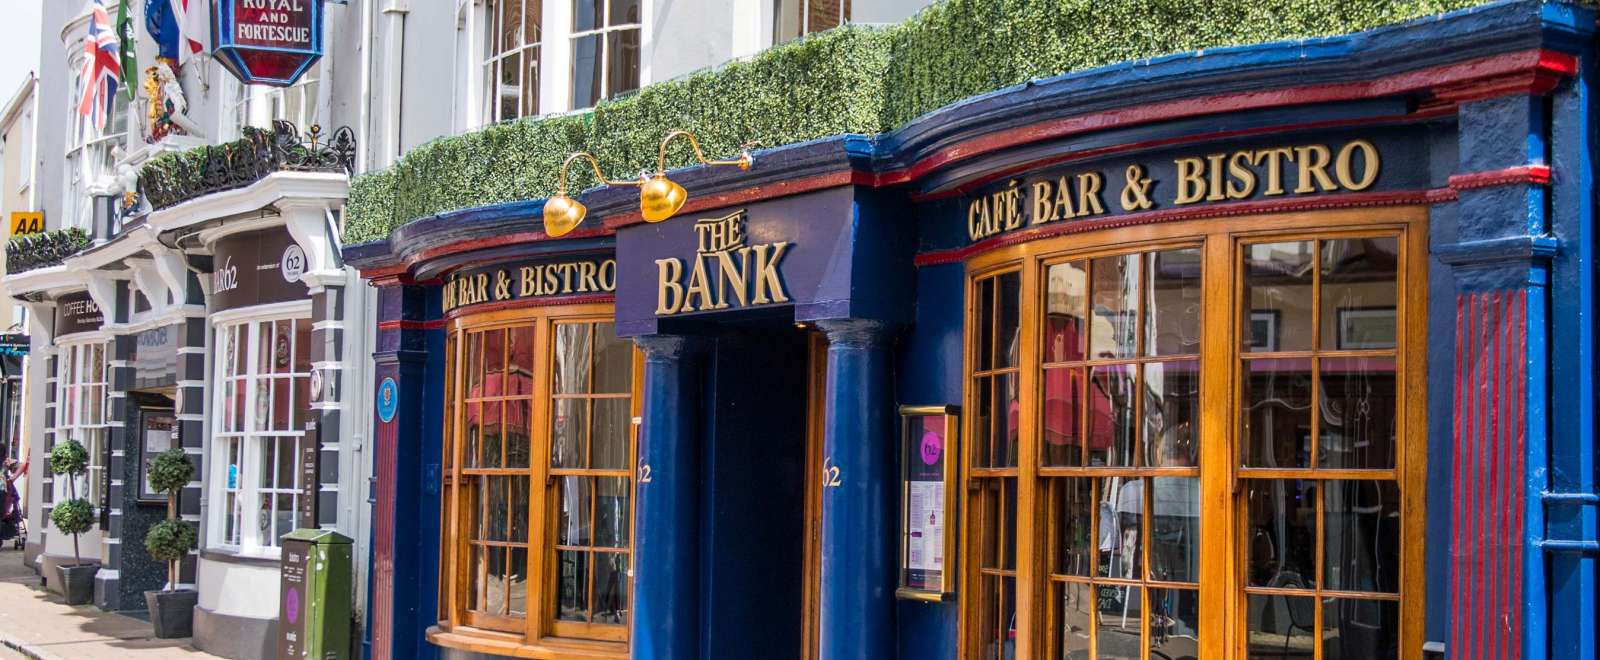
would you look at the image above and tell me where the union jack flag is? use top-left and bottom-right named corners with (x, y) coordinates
top-left (78, 0), bottom-right (122, 131)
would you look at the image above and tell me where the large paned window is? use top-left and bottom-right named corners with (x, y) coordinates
top-left (774, 0), bottom-right (849, 44)
top-left (438, 306), bottom-right (638, 653)
top-left (962, 210), bottom-right (1424, 660)
top-left (210, 316), bottom-right (312, 553)
top-left (227, 62), bottom-right (323, 138)
top-left (54, 341), bottom-right (109, 506)
top-left (570, 0), bottom-right (641, 110)
top-left (484, 0), bottom-right (543, 123)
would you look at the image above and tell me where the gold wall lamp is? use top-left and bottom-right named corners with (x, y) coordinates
top-left (542, 152), bottom-right (641, 238)
top-left (641, 130), bottom-right (754, 222)
top-left (541, 130), bottom-right (755, 236)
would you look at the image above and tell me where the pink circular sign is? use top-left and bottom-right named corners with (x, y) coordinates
top-left (920, 430), bottom-right (943, 465)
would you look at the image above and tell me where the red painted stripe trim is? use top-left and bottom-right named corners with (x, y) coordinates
top-left (913, 189), bottom-right (1442, 266)
top-left (1484, 293), bottom-right (1497, 660)
top-left (1448, 165), bottom-right (1553, 191)
top-left (1450, 293), bottom-right (1465, 660)
top-left (442, 293), bottom-right (617, 321)
top-left (376, 319), bottom-right (447, 331)
top-left (373, 388), bottom-right (398, 658)
top-left (1512, 290), bottom-right (1526, 659)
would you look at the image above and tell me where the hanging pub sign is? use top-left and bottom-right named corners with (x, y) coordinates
top-left (898, 405), bottom-right (959, 601)
top-left (212, 0), bottom-right (324, 87)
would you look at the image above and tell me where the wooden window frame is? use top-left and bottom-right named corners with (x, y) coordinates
top-left (957, 208), bottom-right (1428, 660)
top-left (430, 303), bottom-right (641, 659)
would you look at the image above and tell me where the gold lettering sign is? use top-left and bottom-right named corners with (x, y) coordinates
top-left (441, 258), bottom-right (617, 314)
top-left (656, 210), bottom-right (791, 316)
top-left (967, 139), bottom-right (1381, 242)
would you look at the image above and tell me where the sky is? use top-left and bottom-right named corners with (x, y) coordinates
top-left (0, 0), bottom-right (42, 106)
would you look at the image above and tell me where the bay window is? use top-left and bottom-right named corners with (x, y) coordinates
top-left (210, 314), bottom-right (312, 553)
top-left (961, 210), bottom-right (1425, 659)
top-left (433, 305), bottom-right (638, 655)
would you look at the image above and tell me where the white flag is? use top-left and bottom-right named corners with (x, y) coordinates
top-left (171, 0), bottom-right (207, 66)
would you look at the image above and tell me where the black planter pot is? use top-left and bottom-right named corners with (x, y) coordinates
top-left (145, 589), bottom-right (198, 639)
top-left (55, 564), bottom-right (96, 605)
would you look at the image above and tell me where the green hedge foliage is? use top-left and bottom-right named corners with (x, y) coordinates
top-left (50, 498), bottom-right (94, 536)
top-left (145, 519), bottom-right (197, 564)
top-left (49, 440), bottom-right (89, 477)
top-left (146, 449), bottom-right (194, 496)
top-left (344, 0), bottom-right (1493, 244)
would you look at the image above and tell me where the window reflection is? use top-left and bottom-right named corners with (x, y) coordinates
top-left (449, 318), bottom-right (635, 636)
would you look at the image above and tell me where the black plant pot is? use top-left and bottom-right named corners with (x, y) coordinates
top-left (56, 564), bottom-right (96, 605)
top-left (145, 589), bottom-right (198, 638)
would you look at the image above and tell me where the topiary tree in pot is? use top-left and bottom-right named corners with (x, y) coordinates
top-left (144, 448), bottom-right (198, 638)
top-left (48, 440), bottom-right (96, 605)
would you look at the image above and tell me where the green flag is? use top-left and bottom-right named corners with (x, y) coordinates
top-left (116, 0), bottom-right (137, 101)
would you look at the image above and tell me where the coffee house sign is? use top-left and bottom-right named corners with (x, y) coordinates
top-left (965, 138), bottom-right (1383, 242)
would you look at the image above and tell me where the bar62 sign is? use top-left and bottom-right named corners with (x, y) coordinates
top-left (655, 210), bottom-right (791, 315)
top-left (213, 0), bottom-right (323, 86)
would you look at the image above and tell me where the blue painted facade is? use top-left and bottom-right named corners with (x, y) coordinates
top-left (345, 1), bottom-right (1600, 658)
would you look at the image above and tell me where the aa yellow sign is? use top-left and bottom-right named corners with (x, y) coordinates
top-left (9, 212), bottom-right (43, 237)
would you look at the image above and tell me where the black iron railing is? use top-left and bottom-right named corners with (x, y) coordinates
top-left (6, 227), bottom-right (92, 275)
top-left (138, 121), bottom-right (356, 212)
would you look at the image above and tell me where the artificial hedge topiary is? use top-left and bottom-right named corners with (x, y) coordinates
top-left (146, 448), bottom-right (194, 496)
top-left (144, 519), bottom-right (197, 565)
top-left (49, 499), bottom-right (93, 536)
top-left (49, 440), bottom-right (94, 565)
top-left (49, 440), bottom-right (89, 479)
top-left (145, 448), bottom-right (195, 591)
top-left (343, 0), bottom-right (1496, 244)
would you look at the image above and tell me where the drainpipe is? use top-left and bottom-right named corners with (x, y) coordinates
top-left (356, 0), bottom-right (375, 174)
top-left (381, 0), bottom-right (408, 168)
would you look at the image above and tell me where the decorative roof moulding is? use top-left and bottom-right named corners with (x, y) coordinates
top-left (344, 0), bottom-right (1596, 281)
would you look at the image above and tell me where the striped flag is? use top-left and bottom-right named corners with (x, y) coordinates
top-left (77, 0), bottom-right (122, 131)
top-left (169, 0), bottom-right (206, 66)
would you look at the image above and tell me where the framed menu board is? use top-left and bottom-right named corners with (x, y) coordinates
top-left (897, 404), bottom-right (959, 601)
top-left (137, 410), bottom-right (177, 502)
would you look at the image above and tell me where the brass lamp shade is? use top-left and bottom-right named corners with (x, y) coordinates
top-left (640, 175), bottom-right (688, 223)
top-left (543, 194), bottom-right (587, 237)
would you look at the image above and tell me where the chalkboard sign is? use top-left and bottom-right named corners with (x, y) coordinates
top-left (897, 405), bottom-right (959, 601)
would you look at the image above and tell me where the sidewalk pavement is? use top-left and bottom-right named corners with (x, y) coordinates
top-left (0, 547), bottom-right (222, 660)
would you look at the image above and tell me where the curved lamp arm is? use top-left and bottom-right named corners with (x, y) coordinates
top-left (558, 152), bottom-right (643, 194)
top-left (655, 130), bottom-right (754, 175)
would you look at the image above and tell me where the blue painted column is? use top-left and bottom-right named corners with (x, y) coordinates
top-left (1545, 43), bottom-right (1597, 660)
top-left (816, 319), bottom-right (896, 660)
top-left (1437, 92), bottom-right (1558, 660)
top-left (631, 335), bottom-right (704, 660)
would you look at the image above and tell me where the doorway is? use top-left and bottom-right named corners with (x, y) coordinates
top-left (695, 323), bottom-right (825, 658)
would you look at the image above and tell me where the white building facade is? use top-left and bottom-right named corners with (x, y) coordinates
top-left (7, 1), bottom-right (934, 659)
